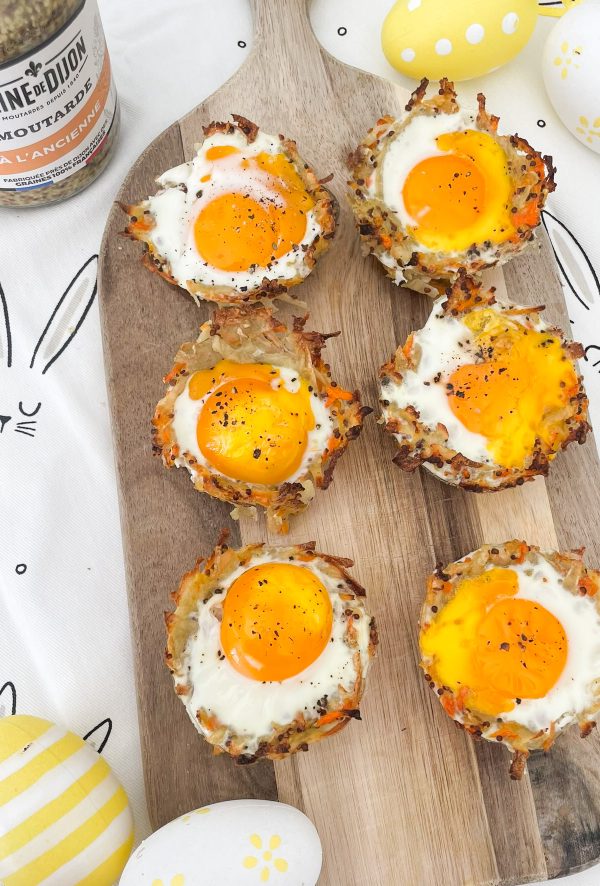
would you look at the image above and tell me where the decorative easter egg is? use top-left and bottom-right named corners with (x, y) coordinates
top-left (382, 0), bottom-right (538, 81)
top-left (0, 715), bottom-right (134, 885)
top-left (119, 799), bottom-right (322, 886)
top-left (542, 2), bottom-right (600, 154)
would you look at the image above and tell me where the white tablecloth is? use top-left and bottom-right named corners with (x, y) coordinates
top-left (0, 2), bottom-right (598, 883)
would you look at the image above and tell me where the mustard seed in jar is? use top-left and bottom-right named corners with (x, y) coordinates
top-left (0, 0), bottom-right (119, 206)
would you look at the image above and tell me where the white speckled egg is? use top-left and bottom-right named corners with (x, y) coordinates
top-left (542, 2), bottom-right (600, 154)
top-left (119, 799), bottom-right (322, 886)
top-left (382, 0), bottom-right (538, 81)
top-left (0, 715), bottom-right (134, 885)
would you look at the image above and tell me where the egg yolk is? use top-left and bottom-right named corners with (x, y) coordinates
top-left (447, 309), bottom-right (579, 469)
top-left (189, 360), bottom-right (315, 485)
top-left (420, 568), bottom-right (568, 716)
top-left (193, 149), bottom-right (314, 272)
top-left (220, 563), bottom-right (333, 681)
top-left (402, 130), bottom-right (515, 252)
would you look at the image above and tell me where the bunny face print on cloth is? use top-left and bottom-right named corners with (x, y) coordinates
top-left (0, 0), bottom-right (254, 847)
top-left (0, 252), bottom-right (150, 841)
top-left (0, 256), bottom-right (97, 446)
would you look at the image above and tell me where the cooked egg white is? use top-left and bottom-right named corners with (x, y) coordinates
top-left (172, 361), bottom-right (333, 486)
top-left (178, 552), bottom-right (372, 751)
top-left (146, 129), bottom-right (322, 291)
top-left (371, 110), bottom-right (515, 256)
top-left (421, 557), bottom-right (600, 734)
top-left (384, 300), bottom-right (490, 464)
top-left (383, 295), bottom-right (579, 477)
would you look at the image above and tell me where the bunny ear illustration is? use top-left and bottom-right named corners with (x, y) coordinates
top-left (30, 254), bottom-right (98, 374)
top-left (0, 681), bottom-right (17, 717)
top-left (542, 210), bottom-right (600, 312)
top-left (83, 717), bottom-right (112, 754)
top-left (0, 281), bottom-right (11, 368)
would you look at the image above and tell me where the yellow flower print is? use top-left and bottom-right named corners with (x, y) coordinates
top-left (151, 877), bottom-right (185, 886)
top-left (576, 116), bottom-right (600, 145)
top-left (553, 41), bottom-right (582, 79)
top-left (242, 833), bottom-right (289, 881)
top-left (181, 807), bottom-right (210, 823)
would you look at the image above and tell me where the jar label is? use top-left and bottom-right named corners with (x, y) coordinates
top-left (0, 0), bottom-right (117, 192)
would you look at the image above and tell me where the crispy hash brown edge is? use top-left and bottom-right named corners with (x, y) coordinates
top-left (165, 536), bottom-right (378, 762)
top-left (419, 540), bottom-right (600, 780)
top-left (347, 78), bottom-right (556, 296)
top-left (121, 114), bottom-right (337, 306)
top-left (379, 273), bottom-right (589, 491)
top-left (152, 304), bottom-right (369, 533)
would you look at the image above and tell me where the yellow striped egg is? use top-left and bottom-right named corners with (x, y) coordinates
top-left (0, 716), bottom-right (133, 885)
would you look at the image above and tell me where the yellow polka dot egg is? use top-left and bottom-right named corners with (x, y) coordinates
top-left (0, 715), bottom-right (133, 885)
top-left (542, 2), bottom-right (600, 154)
top-left (382, 0), bottom-right (538, 81)
top-left (119, 800), bottom-right (322, 886)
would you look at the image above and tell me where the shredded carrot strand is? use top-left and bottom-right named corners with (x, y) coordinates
top-left (325, 386), bottom-right (353, 407)
top-left (164, 362), bottom-right (185, 384)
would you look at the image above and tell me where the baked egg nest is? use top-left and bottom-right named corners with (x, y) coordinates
top-left (123, 115), bottom-right (337, 306)
top-left (152, 305), bottom-right (367, 533)
top-left (347, 78), bottom-right (556, 296)
top-left (420, 540), bottom-right (600, 779)
top-left (380, 274), bottom-right (589, 491)
top-left (165, 536), bottom-right (378, 762)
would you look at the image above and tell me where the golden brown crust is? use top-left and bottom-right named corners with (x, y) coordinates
top-left (205, 115), bottom-right (259, 143)
top-left (347, 78), bottom-right (556, 296)
top-left (420, 541), bottom-right (600, 778)
top-left (153, 305), bottom-right (368, 533)
top-left (379, 274), bottom-right (589, 490)
top-left (122, 116), bottom-right (337, 306)
top-left (165, 538), bottom-right (378, 762)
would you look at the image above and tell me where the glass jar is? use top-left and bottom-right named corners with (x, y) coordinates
top-left (0, 0), bottom-right (119, 207)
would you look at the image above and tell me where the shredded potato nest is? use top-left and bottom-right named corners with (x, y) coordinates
top-left (347, 78), bottom-right (556, 296)
top-left (165, 536), bottom-right (378, 762)
top-left (380, 274), bottom-right (589, 491)
top-left (153, 305), bottom-right (368, 533)
top-left (122, 115), bottom-right (337, 306)
top-left (420, 540), bottom-right (600, 779)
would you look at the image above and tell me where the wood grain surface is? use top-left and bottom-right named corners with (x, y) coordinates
top-left (98, 1), bottom-right (600, 882)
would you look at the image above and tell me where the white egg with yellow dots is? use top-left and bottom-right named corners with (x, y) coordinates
top-left (119, 799), bottom-right (322, 886)
top-left (382, 0), bottom-right (538, 81)
top-left (542, 1), bottom-right (600, 154)
top-left (0, 715), bottom-right (133, 885)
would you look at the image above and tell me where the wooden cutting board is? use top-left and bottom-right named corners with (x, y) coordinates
top-left (98, 1), bottom-right (600, 883)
